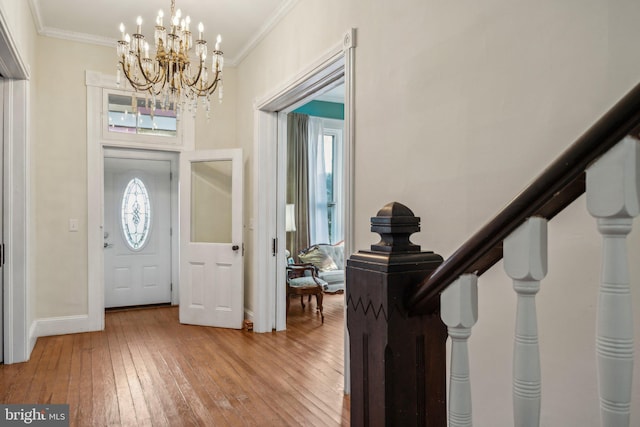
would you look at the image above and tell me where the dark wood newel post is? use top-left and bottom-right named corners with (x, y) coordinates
top-left (347, 202), bottom-right (447, 427)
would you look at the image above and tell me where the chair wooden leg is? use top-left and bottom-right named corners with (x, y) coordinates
top-left (300, 295), bottom-right (305, 309)
top-left (316, 292), bottom-right (324, 324)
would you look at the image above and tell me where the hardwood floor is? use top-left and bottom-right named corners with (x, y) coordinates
top-left (0, 294), bottom-right (349, 426)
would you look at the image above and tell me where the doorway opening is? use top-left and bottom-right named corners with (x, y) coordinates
top-left (252, 28), bottom-right (355, 393)
top-left (103, 148), bottom-right (179, 310)
top-left (284, 85), bottom-right (346, 321)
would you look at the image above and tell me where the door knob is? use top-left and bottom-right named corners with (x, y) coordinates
top-left (232, 245), bottom-right (239, 251)
top-left (104, 242), bottom-right (114, 248)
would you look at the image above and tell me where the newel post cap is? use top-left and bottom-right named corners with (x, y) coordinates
top-left (370, 202), bottom-right (421, 253)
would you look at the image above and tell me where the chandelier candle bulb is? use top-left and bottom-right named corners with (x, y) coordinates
top-left (198, 22), bottom-right (204, 40)
top-left (136, 16), bottom-right (142, 34)
top-left (119, 23), bottom-right (125, 39)
top-left (215, 34), bottom-right (221, 50)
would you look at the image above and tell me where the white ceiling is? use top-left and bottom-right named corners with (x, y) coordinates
top-left (28, 0), bottom-right (298, 66)
top-left (315, 84), bottom-right (344, 104)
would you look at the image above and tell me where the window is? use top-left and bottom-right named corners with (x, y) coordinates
top-left (324, 133), bottom-right (336, 242)
top-left (322, 125), bottom-right (343, 244)
top-left (107, 93), bottom-right (177, 137)
top-left (121, 177), bottom-right (151, 250)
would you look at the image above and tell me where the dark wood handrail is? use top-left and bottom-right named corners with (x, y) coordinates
top-left (408, 81), bottom-right (640, 315)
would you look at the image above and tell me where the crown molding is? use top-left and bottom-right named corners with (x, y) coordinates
top-left (41, 27), bottom-right (115, 48)
top-left (29, 0), bottom-right (114, 48)
top-left (28, 0), bottom-right (300, 67)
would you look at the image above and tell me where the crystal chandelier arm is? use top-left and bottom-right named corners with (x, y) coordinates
top-left (133, 46), bottom-right (165, 87)
top-left (119, 59), bottom-right (156, 92)
top-left (180, 57), bottom-right (205, 88)
top-left (180, 54), bottom-right (221, 95)
top-left (189, 69), bottom-right (221, 96)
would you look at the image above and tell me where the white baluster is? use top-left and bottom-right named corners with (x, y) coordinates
top-left (586, 137), bottom-right (639, 427)
top-left (504, 217), bottom-right (548, 427)
top-left (441, 274), bottom-right (478, 427)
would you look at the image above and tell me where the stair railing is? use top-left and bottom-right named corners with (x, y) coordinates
top-left (346, 81), bottom-right (640, 426)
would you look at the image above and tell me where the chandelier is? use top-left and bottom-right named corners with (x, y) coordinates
top-left (116, 0), bottom-right (224, 118)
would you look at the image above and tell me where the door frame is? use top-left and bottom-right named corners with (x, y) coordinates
top-left (252, 28), bottom-right (356, 393)
top-left (86, 71), bottom-right (195, 332)
top-left (252, 28), bottom-right (356, 333)
top-left (0, 4), bottom-right (31, 364)
top-left (103, 148), bottom-right (179, 307)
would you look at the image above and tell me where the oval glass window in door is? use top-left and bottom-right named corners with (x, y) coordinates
top-left (121, 177), bottom-right (151, 250)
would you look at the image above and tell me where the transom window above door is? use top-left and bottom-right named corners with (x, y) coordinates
top-left (107, 93), bottom-right (177, 137)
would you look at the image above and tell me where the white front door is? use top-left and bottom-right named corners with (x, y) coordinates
top-left (179, 149), bottom-right (244, 329)
top-left (104, 157), bottom-right (172, 308)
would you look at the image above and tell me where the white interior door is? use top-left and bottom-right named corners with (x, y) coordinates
top-left (179, 149), bottom-right (244, 329)
top-left (104, 157), bottom-right (172, 308)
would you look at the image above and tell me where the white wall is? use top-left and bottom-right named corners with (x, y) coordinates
top-left (236, 0), bottom-right (640, 424)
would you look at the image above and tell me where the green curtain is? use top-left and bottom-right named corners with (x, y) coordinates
top-left (286, 113), bottom-right (310, 260)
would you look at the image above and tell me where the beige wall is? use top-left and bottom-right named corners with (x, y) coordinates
top-left (236, 0), bottom-right (640, 424)
top-left (34, 37), bottom-right (114, 317)
top-left (194, 68), bottom-right (237, 150)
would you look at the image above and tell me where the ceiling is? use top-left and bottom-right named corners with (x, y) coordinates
top-left (315, 84), bottom-right (344, 104)
top-left (28, 0), bottom-right (298, 66)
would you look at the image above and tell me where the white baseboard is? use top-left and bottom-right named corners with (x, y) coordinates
top-left (34, 309), bottom-right (252, 339)
top-left (33, 314), bottom-right (101, 338)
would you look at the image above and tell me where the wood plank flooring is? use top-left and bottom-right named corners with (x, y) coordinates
top-left (0, 294), bottom-right (349, 426)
